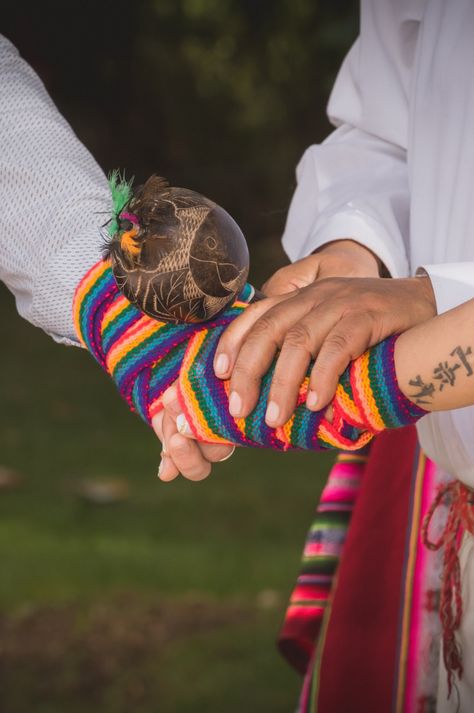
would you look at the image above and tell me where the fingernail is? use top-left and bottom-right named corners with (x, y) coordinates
top-left (229, 391), bottom-right (242, 417)
top-left (307, 390), bottom-right (318, 409)
top-left (265, 400), bottom-right (280, 425)
top-left (157, 458), bottom-right (164, 478)
top-left (215, 353), bottom-right (229, 376)
top-left (177, 413), bottom-right (193, 436)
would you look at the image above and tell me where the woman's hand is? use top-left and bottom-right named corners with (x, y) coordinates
top-left (214, 275), bottom-right (437, 427)
top-left (152, 384), bottom-right (235, 482)
top-left (261, 239), bottom-right (382, 296)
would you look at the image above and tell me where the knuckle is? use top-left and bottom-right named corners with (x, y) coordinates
top-left (285, 322), bottom-right (313, 350)
top-left (251, 313), bottom-right (280, 340)
top-left (169, 433), bottom-right (191, 459)
top-left (232, 361), bottom-right (255, 381)
top-left (324, 331), bottom-right (351, 354)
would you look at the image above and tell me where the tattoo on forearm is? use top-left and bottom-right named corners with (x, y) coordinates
top-left (408, 345), bottom-right (473, 405)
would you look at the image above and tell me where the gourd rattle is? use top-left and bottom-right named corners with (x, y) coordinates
top-left (103, 172), bottom-right (257, 323)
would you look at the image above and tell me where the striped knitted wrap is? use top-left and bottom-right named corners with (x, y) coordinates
top-left (73, 260), bottom-right (426, 452)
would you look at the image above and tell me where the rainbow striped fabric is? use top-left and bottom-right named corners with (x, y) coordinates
top-left (73, 260), bottom-right (426, 452)
top-left (278, 450), bottom-right (369, 674)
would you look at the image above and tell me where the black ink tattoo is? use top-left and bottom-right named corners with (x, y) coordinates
top-left (450, 345), bottom-right (473, 376)
top-left (408, 375), bottom-right (436, 405)
top-left (408, 344), bottom-right (474, 405)
top-left (433, 360), bottom-right (460, 390)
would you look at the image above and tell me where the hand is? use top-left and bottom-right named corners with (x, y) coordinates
top-left (152, 240), bottom-right (383, 481)
top-left (261, 239), bottom-right (382, 297)
top-left (151, 384), bottom-right (235, 482)
top-left (213, 274), bottom-right (437, 427)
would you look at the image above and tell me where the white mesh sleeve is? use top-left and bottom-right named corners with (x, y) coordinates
top-left (0, 34), bottom-right (111, 346)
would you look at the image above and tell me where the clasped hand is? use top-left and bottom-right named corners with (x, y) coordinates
top-left (152, 240), bottom-right (436, 481)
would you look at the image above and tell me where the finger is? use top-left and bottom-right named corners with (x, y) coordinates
top-left (161, 383), bottom-right (182, 419)
top-left (200, 442), bottom-right (235, 463)
top-left (213, 295), bottom-right (287, 379)
top-left (151, 409), bottom-right (165, 442)
top-left (261, 255), bottom-right (321, 297)
top-left (167, 432), bottom-right (212, 481)
top-left (264, 327), bottom-right (312, 427)
top-left (228, 291), bottom-right (318, 418)
top-left (309, 314), bottom-right (376, 410)
top-left (175, 413), bottom-right (235, 462)
top-left (163, 411), bottom-right (211, 481)
top-left (158, 455), bottom-right (180, 482)
top-left (264, 300), bottom-right (353, 426)
top-left (152, 409), bottom-right (180, 481)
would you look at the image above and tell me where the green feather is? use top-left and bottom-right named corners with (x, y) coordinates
top-left (107, 170), bottom-right (134, 236)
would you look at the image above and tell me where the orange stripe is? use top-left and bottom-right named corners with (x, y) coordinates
top-left (353, 353), bottom-right (385, 431)
top-left (179, 331), bottom-right (234, 444)
top-left (102, 295), bottom-right (130, 331)
top-left (73, 260), bottom-right (110, 342)
top-left (107, 318), bottom-right (160, 373)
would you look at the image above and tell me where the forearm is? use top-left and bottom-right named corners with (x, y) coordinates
top-left (396, 297), bottom-right (474, 412)
top-left (0, 35), bottom-right (110, 344)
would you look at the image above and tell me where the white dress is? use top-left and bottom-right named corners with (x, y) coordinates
top-left (281, 1), bottom-right (474, 710)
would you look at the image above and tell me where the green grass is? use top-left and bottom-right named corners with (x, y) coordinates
top-left (0, 284), bottom-right (333, 712)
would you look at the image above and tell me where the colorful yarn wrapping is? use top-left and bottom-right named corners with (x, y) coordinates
top-left (73, 260), bottom-right (427, 452)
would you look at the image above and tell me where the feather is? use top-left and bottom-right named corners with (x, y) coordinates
top-left (107, 170), bottom-right (135, 237)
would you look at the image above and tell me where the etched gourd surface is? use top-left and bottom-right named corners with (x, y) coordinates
top-left (106, 176), bottom-right (249, 323)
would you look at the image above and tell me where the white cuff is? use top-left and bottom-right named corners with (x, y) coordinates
top-left (286, 209), bottom-right (409, 278)
top-left (417, 262), bottom-right (474, 314)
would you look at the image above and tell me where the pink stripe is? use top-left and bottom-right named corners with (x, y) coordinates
top-left (304, 543), bottom-right (342, 557)
top-left (286, 605), bottom-right (325, 617)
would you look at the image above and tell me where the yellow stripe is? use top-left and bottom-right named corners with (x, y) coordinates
top-left (102, 296), bottom-right (129, 331)
top-left (337, 453), bottom-right (369, 464)
top-left (179, 331), bottom-right (234, 444)
top-left (73, 261), bottom-right (109, 342)
top-left (353, 353), bottom-right (385, 431)
top-left (335, 383), bottom-right (360, 423)
top-left (107, 318), bottom-right (160, 373)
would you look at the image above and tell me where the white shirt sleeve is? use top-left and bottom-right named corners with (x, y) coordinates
top-left (282, 124), bottom-right (410, 277)
top-left (417, 263), bottom-right (474, 315)
top-left (282, 0), bottom-right (422, 278)
top-left (0, 35), bottom-right (111, 346)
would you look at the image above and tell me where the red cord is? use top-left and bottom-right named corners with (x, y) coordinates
top-left (422, 480), bottom-right (474, 696)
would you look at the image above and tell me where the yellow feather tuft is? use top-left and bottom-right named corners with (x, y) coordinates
top-left (120, 229), bottom-right (141, 257)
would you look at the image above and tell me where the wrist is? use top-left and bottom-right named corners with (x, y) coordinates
top-left (313, 239), bottom-right (383, 278)
top-left (413, 273), bottom-right (437, 316)
top-left (331, 335), bottom-right (428, 436)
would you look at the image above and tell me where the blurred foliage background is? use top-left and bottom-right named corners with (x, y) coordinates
top-left (1, 2), bottom-right (357, 711)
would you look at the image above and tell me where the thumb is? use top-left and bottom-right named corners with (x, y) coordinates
top-left (261, 255), bottom-right (320, 297)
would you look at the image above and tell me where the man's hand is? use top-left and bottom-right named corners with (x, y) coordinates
top-left (153, 239), bottom-right (388, 481)
top-left (214, 275), bottom-right (436, 427)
